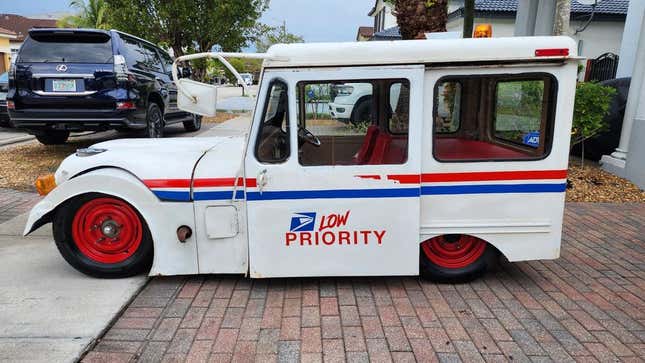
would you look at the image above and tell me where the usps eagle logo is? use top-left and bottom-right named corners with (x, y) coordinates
top-left (289, 212), bottom-right (316, 232)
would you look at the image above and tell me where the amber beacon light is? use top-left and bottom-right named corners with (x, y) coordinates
top-left (35, 174), bottom-right (57, 196)
top-left (473, 24), bottom-right (492, 38)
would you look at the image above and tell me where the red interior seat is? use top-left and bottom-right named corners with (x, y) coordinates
top-left (353, 125), bottom-right (380, 164)
top-left (385, 137), bottom-right (407, 164)
top-left (434, 138), bottom-right (529, 160)
top-left (368, 132), bottom-right (392, 164)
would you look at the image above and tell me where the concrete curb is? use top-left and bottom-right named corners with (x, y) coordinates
top-left (0, 135), bottom-right (34, 147)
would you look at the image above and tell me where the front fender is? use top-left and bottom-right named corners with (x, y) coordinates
top-left (24, 167), bottom-right (199, 276)
top-left (24, 167), bottom-right (158, 236)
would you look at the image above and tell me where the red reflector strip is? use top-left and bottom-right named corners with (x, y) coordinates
top-left (535, 48), bottom-right (569, 57)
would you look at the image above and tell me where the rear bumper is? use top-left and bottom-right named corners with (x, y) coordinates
top-left (8, 108), bottom-right (145, 131)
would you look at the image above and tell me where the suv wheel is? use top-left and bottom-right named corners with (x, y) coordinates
top-left (351, 97), bottom-right (373, 124)
top-left (145, 103), bottom-right (164, 138)
top-left (34, 130), bottom-right (70, 145)
top-left (183, 114), bottom-right (202, 132)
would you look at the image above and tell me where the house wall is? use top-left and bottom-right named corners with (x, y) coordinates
top-left (447, 17), bottom-right (516, 37)
top-left (569, 20), bottom-right (624, 59)
top-left (0, 36), bottom-right (11, 73)
top-left (447, 17), bottom-right (624, 59)
top-left (370, 0), bottom-right (397, 33)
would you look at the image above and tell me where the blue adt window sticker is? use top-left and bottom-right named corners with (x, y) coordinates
top-left (522, 131), bottom-right (540, 148)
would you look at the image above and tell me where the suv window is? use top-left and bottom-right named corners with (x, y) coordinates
top-left (158, 50), bottom-right (174, 74)
top-left (120, 36), bottom-right (148, 70)
top-left (142, 44), bottom-right (164, 73)
top-left (18, 32), bottom-right (113, 63)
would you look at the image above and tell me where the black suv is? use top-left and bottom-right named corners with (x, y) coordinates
top-left (7, 28), bottom-right (201, 144)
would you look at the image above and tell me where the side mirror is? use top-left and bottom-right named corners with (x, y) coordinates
top-left (181, 67), bottom-right (192, 78)
top-left (177, 78), bottom-right (218, 117)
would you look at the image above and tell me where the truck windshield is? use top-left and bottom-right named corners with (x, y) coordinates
top-left (19, 32), bottom-right (113, 64)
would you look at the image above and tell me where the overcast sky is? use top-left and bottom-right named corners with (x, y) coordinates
top-left (1, 0), bottom-right (375, 43)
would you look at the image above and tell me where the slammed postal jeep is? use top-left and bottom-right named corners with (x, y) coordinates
top-left (24, 36), bottom-right (578, 281)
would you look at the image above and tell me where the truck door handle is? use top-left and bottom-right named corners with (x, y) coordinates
top-left (257, 169), bottom-right (268, 194)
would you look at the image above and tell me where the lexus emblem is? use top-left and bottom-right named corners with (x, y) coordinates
top-left (56, 64), bottom-right (68, 72)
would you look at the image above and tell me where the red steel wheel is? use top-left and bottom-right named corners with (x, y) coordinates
top-left (421, 234), bottom-right (486, 269)
top-left (420, 234), bottom-right (496, 282)
top-left (71, 197), bottom-right (143, 264)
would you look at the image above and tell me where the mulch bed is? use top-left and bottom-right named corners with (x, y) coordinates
top-left (566, 157), bottom-right (644, 202)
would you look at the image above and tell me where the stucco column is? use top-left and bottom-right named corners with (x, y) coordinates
top-left (514, 0), bottom-right (538, 36)
top-left (611, 25), bottom-right (645, 159)
top-left (616, 0), bottom-right (645, 78)
top-left (601, 15), bottom-right (645, 177)
top-left (534, 0), bottom-right (556, 36)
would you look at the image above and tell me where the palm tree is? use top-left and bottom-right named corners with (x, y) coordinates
top-left (386, 1), bottom-right (448, 122)
top-left (57, 0), bottom-right (110, 29)
top-left (390, 0), bottom-right (448, 40)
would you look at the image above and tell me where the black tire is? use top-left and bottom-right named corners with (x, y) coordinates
top-left (420, 235), bottom-right (498, 283)
top-left (350, 97), bottom-right (373, 124)
top-left (34, 130), bottom-right (70, 145)
top-left (183, 114), bottom-right (202, 132)
top-left (53, 193), bottom-right (153, 278)
top-left (144, 102), bottom-right (164, 138)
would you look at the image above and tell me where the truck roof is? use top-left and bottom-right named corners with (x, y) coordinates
top-left (263, 36), bottom-right (578, 68)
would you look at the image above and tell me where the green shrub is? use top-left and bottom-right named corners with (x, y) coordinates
top-left (572, 82), bottom-right (616, 165)
top-left (572, 82), bottom-right (616, 145)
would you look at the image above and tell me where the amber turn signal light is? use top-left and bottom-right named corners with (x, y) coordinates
top-left (35, 174), bottom-right (56, 196)
top-left (473, 24), bottom-right (492, 38)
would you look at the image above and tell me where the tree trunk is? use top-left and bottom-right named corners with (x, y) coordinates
top-left (394, 0), bottom-right (448, 40)
top-left (463, 0), bottom-right (475, 38)
top-left (553, 0), bottom-right (571, 36)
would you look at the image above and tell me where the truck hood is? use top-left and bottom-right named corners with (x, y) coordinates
top-left (55, 136), bottom-right (246, 188)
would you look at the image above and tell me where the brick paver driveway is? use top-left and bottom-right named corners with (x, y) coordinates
top-left (83, 203), bottom-right (643, 362)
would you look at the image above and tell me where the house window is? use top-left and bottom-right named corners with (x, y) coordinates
top-left (297, 79), bottom-right (410, 166)
top-left (433, 74), bottom-right (556, 161)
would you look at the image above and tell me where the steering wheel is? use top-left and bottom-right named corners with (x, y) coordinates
top-left (298, 127), bottom-right (322, 147)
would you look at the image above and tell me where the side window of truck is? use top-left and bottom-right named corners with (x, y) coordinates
top-left (433, 74), bottom-right (555, 161)
top-left (255, 80), bottom-right (290, 163)
top-left (296, 79), bottom-right (410, 166)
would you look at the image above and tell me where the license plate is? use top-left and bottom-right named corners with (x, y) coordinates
top-left (52, 79), bottom-right (76, 92)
